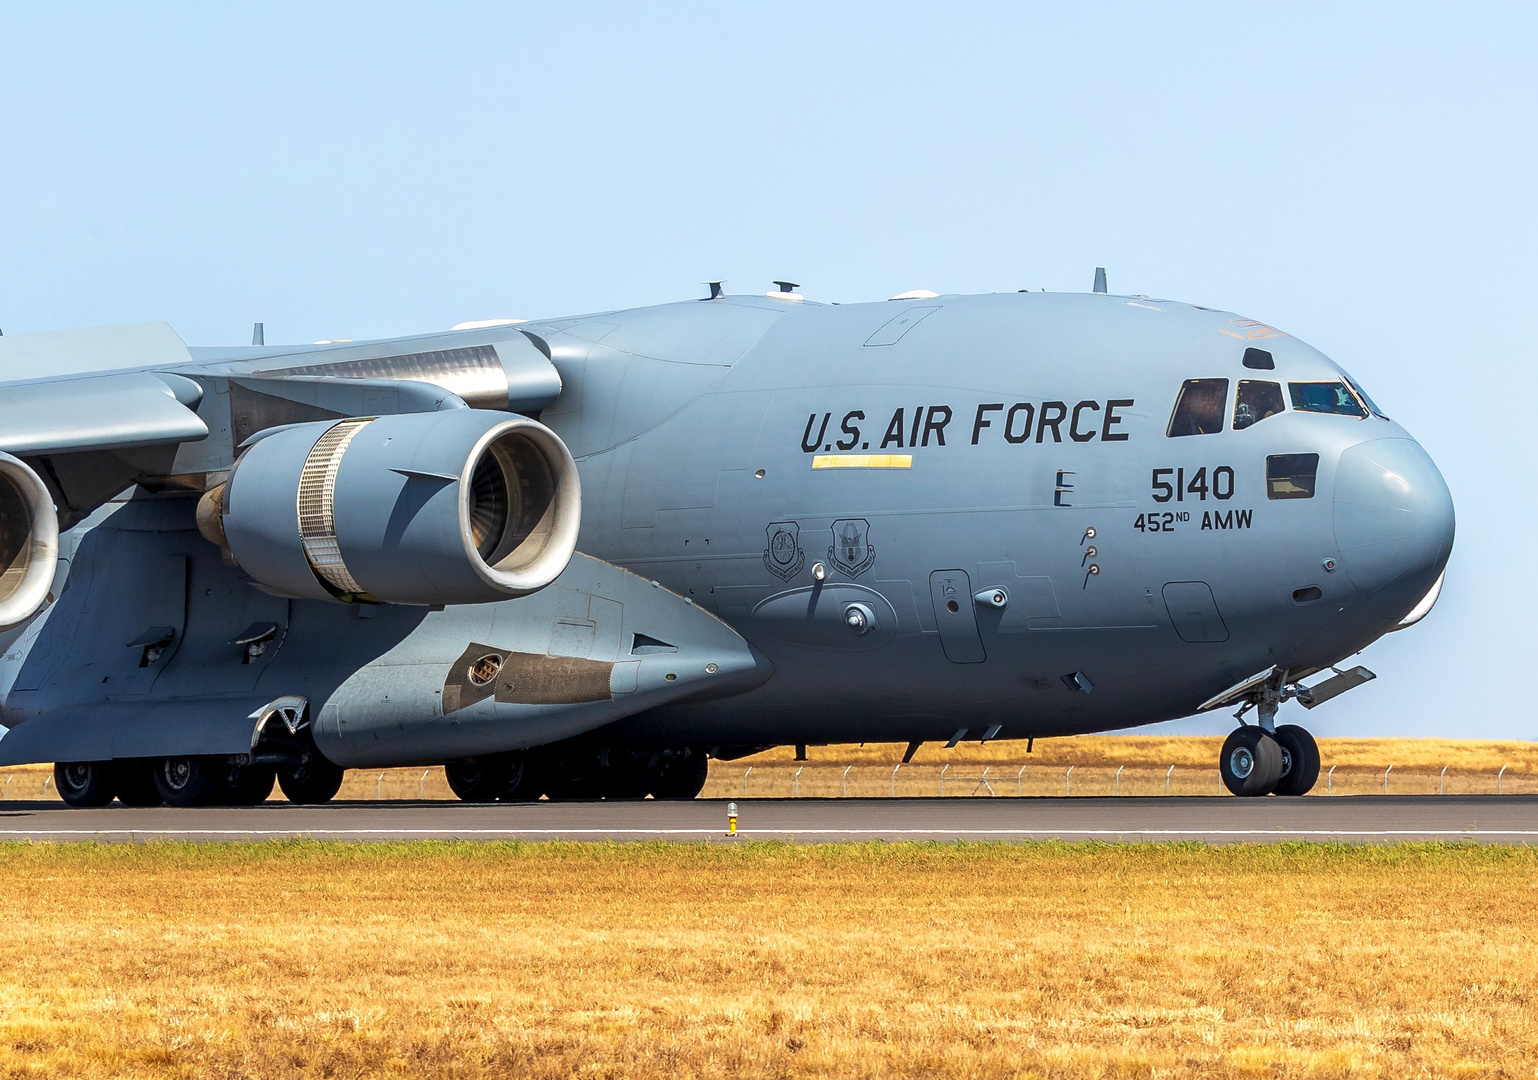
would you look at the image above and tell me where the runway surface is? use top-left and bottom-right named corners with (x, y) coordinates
top-left (0, 795), bottom-right (1535, 843)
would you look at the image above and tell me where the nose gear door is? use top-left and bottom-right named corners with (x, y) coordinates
top-left (929, 569), bottom-right (985, 663)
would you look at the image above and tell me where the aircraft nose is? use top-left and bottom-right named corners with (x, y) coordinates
top-left (1333, 437), bottom-right (1455, 620)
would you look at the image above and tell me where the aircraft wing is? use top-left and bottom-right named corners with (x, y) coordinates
top-left (0, 323), bottom-right (209, 455)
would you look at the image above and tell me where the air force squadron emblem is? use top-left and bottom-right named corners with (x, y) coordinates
top-left (828, 518), bottom-right (876, 577)
top-left (763, 521), bottom-right (805, 581)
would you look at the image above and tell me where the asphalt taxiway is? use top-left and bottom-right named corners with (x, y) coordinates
top-left (0, 795), bottom-right (1534, 843)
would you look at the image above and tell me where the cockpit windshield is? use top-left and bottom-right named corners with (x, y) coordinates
top-left (1288, 381), bottom-right (1366, 418)
top-left (1233, 380), bottom-right (1285, 431)
top-left (1166, 378), bottom-right (1229, 437)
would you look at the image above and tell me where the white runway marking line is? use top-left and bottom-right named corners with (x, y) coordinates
top-left (2, 828), bottom-right (1537, 839)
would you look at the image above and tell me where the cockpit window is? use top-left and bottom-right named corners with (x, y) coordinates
top-left (1166, 378), bottom-right (1229, 437)
top-left (1267, 453), bottom-right (1319, 499)
top-left (1343, 375), bottom-right (1388, 419)
top-left (1288, 381), bottom-right (1366, 417)
top-left (1233, 380), bottom-right (1285, 431)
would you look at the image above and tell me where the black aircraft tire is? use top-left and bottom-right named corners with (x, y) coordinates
top-left (54, 761), bottom-right (116, 808)
top-left (154, 756), bottom-right (220, 808)
top-left (606, 754), bottom-right (654, 801)
top-left (114, 760), bottom-right (163, 807)
top-left (446, 757), bottom-right (511, 803)
top-left (1271, 725), bottom-right (1321, 797)
top-left (1220, 728), bottom-right (1283, 797)
top-left (650, 751), bottom-right (709, 800)
top-left (225, 765), bottom-right (277, 806)
top-left (278, 755), bottom-right (345, 805)
top-left (542, 751), bottom-right (611, 802)
top-left (500, 756), bottom-right (545, 803)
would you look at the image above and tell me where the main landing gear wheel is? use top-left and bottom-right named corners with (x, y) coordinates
top-left (224, 765), bottom-right (277, 806)
top-left (1220, 727), bottom-right (1283, 797)
top-left (542, 751), bottom-right (612, 802)
top-left (446, 754), bottom-right (544, 802)
top-left (154, 756), bottom-right (219, 808)
top-left (115, 760), bottom-right (163, 807)
top-left (54, 761), bottom-right (116, 808)
top-left (606, 754), bottom-right (654, 801)
top-left (1271, 724), bottom-right (1321, 797)
top-left (650, 750), bottom-right (709, 800)
top-left (278, 754), bottom-right (344, 805)
top-left (501, 756), bottom-right (544, 803)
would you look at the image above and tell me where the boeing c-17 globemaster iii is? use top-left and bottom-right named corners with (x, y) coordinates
top-left (0, 273), bottom-right (1454, 806)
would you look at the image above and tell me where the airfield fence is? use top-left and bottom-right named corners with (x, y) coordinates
top-left (0, 761), bottom-right (1535, 802)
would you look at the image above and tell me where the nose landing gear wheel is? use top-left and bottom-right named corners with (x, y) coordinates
top-left (1271, 724), bottom-right (1321, 796)
top-left (54, 761), bottom-right (116, 808)
top-left (1220, 727), bottom-right (1283, 797)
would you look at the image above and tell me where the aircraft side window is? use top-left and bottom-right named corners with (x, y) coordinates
top-left (1233, 380), bottom-right (1285, 431)
top-left (1343, 375), bottom-right (1388, 419)
top-left (1267, 453), bottom-right (1319, 499)
top-left (1165, 378), bottom-right (1229, 437)
top-left (1288, 381), bottom-right (1367, 418)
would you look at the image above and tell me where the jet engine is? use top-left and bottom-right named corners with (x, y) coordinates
top-left (200, 410), bottom-right (580, 606)
top-left (0, 452), bottom-right (60, 630)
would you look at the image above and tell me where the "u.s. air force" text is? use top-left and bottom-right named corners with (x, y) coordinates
top-left (800, 400), bottom-right (1136, 452)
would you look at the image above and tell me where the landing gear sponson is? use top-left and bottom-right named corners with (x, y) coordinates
top-left (1202, 664), bottom-right (1374, 797)
top-left (52, 745), bottom-right (712, 807)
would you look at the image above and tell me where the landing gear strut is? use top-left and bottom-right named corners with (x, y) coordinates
top-left (1219, 671), bottom-right (1321, 797)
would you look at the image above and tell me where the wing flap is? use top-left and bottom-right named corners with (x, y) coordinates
top-left (0, 371), bottom-right (209, 455)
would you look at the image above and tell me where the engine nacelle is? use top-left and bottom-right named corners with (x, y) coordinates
top-left (206, 410), bottom-right (580, 605)
top-left (0, 452), bottom-right (59, 630)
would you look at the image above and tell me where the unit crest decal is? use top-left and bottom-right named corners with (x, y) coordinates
top-left (763, 521), bottom-right (805, 581)
top-left (828, 518), bottom-right (876, 578)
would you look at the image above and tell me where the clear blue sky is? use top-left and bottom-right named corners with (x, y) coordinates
top-left (2, 4), bottom-right (1534, 737)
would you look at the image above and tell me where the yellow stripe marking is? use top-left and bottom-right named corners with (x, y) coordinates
top-left (811, 454), bottom-right (913, 470)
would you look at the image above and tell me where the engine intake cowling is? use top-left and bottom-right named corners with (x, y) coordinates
top-left (0, 452), bottom-right (59, 630)
top-left (208, 411), bottom-right (580, 605)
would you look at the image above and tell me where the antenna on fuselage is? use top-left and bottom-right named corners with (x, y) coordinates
top-left (1093, 268), bottom-right (1108, 293)
top-left (703, 282), bottom-right (724, 300)
top-left (251, 322), bottom-right (265, 346)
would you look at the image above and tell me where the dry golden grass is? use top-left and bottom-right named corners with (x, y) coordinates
top-left (0, 842), bottom-right (1535, 1078)
top-left (3, 737), bottom-right (1536, 803)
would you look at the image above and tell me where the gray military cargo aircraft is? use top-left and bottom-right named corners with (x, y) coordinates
top-left (0, 276), bottom-right (1453, 806)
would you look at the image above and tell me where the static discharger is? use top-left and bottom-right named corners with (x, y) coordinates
top-left (726, 802), bottom-right (738, 837)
